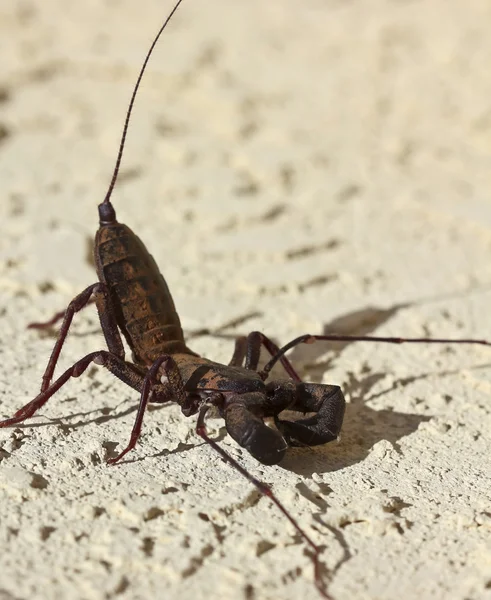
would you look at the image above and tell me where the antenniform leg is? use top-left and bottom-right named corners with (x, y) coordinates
top-left (274, 383), bottom-right (346, 447)
top-left (196, 406), bottom-right (332, 599)
top-left (33, 283), bottom-right (125, 393)
top-left (260, 333), bottom-right (491, 379)
top-left (0, 351), bottom-right (145, 427)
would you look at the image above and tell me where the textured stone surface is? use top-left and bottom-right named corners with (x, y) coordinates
top-left (1, 1), bottom-right (490, 599)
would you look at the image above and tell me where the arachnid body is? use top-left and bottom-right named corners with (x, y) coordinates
top-left (1, 2), bottom-right (490, 599)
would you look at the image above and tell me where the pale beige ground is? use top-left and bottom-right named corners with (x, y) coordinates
top-left (1, 1), bottom-right (491, 599)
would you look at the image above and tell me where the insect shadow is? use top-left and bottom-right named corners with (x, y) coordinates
top-left (280, 301), bottom-right (491, 477)
top-left (280, 304), bottom-right (438, 477)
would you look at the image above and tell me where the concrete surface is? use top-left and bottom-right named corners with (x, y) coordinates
top-left (1, 1), bottom-right (490, 599)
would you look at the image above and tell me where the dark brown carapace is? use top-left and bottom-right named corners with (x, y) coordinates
top-left (1, 1), bottom-right (490, 599)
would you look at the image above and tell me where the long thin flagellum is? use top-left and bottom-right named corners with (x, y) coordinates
top-left (195, 406), bottom-right (332, 600)
top-left (261, 333), bottom-right (491, 378)
top-left (102, 0), bottom-right (186, 206)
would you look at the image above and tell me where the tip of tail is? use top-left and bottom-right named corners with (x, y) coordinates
top-left (98, 201), bottom-right (117, 225)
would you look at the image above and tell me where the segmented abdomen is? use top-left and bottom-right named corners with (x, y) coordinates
top-left (95, 222), bottom-right (192, 364)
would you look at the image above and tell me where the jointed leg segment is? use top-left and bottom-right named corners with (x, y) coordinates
top-left (0, 350), bottom-right (145, 428)
top-left (36, 283), bottom-right (125, 393)
top-left (107, 354), bottom-right (186, 464)
top-left (261, 332), bottom-right (491, 379)
top-left (229, 331), bottom-right (302, 381)
top-left (196, 406), bottom-right (331, 599)
top-left (28, 298), bottom-right (96, 330)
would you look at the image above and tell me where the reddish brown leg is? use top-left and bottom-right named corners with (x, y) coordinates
top-left (28, 298), bottom-right (96, 330)
top-left (229, 331), bottom-right (302, 381)
top-left (228, 336), bottom-right (248, 367)
top-left (38, 283), bottom-right (124, 393)
top-left (196, 406), bottom-right (332, 600)
top-left (108, 355), bottom-right (187, 464)
top-left (260, 332), bottom-right (491, 379)
top-left (0, 351), bottom-right (144, 427)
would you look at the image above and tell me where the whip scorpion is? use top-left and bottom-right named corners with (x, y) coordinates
top-left (1, 1), bottom-right (489, 597)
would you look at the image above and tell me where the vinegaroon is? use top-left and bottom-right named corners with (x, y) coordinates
top-left (1, 1), bottom-right (490, 598)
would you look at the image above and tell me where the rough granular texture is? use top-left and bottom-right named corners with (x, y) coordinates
top-left (1, 1), bottom-right (490, 599)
